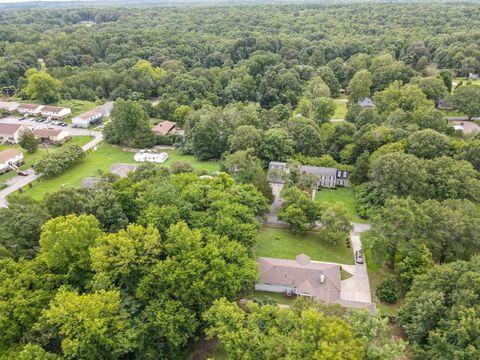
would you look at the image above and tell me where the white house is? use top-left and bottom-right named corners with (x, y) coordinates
top-left (0, 123), bottom-right (26, 144)
top-left (134, 150), bottom-right (169, 163)
top-left (72, 110), bottom-right (102, 128)
top-left (33, 128), bottom-right (70, 144)
top-left (0, 148), bottom-right (24, 174)
top-left (17, 103), bottom-right (44, 116)
top-left (40, 106), bottom-right (71, 120)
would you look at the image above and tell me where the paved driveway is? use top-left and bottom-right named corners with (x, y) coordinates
top-left (266, 182), bottom-right (284, 224)
top-left (0, 117), bottom-right (102, 208)
top-left (340, 231), bottom-right (372, 304)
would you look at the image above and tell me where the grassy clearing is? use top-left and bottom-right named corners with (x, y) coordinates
top-left (57, 99), bottom-right (98, 117)
top-left (333, 100), bottom-right (348, 119)
top-left (315, 187), bottom-right (365, 223)
top-left (453, 77), bottom-right (480, 87)
top-left (364, 248), bottom-right (402, 317)
top-left (162, 150), bottom-right (220, 173)
top-left (256, 226), bottom-right (354, 265)
top-left (188, 338), bottom-right (227, 360)
top-left (19, 144), bottom-right (219, 200)
top-left (245, 290), bottom-right (295, 305)
top-left (0, 136), bottom-right (92, 184)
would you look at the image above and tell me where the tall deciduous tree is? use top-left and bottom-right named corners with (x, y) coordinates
top-left (38, 214), bottom-right (102, 288)
top-left (451, 85), bottom-right (480, 119)
top-left (22, 68), bottom-right (61, 104)
top-left (107, 99), bottom-right (155, 148)
top-left (41, 288), bottom-right (137, 359)
top-left (348, 69), bottom-right (372, 103)
top-left (19, 128), bottom-right (38, 153)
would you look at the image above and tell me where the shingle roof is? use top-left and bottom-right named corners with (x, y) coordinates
top-left (0, 148), bottom-right (23, 163)
top-left (41, 105), bottom-right (67, 113)
top-left (33, 128), bottom-right (62, 137)
top-left (258, 254), bottom-right (341, 303)
top-left (300, 165), bottom-right (338, 178)
top-left (0, 123), bottom-right (23, 135)
top-left (17, 103), bottom-right (42, 110)
top-left (75, 109), bottom-right (101, 120)
top-left (110, 163), bottom-right (138, 178)
top-left (152, 121), bottom-right (176, 135)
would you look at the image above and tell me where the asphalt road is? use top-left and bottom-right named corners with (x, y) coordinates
top-left (0, 117), bottom-right (103, 208)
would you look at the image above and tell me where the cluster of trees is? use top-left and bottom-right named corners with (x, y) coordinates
top-left (34, 144), bottom-right (85, 177)
top-left (205, 298), bottom-right (405, 360)
top-left (0, 169), bottom-right (269, 358)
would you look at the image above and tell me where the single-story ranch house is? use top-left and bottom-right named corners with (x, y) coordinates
top-left (33, 128), bottom-right (70, 144)
top-left (268, 161), bottom-right (349, 188)
top-left (0, 148), bottom-right (24, 174)
top-left (256, 254), bottom-right (376, 312)
top-left (0, 123), bottom-right (25, 144)
top-left (72, 110), bottom-right (102, 128)
top-left (256, 254), bottom-right (342, 303)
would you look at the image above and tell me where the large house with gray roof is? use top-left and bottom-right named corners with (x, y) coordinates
top-left (268, 161), bottom-right (349, 188)
top-left (256, 254), bottom-right (341, 303)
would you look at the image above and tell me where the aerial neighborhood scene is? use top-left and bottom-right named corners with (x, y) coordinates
top-left (1, 0), bottom-right (480, 359)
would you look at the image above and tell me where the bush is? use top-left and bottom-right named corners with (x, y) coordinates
top-left (35, 144), bottom-right (86, 177)
top-left (170, 161), bottom-right (194, 174)
top-left (155, 134), bottom-right (172, 145)
top-left (376, 273), bottom-right (400, 303)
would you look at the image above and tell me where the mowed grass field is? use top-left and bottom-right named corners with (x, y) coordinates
top-left (315, 187), bottom-right (364, 223)
top-left (256, 227), bottom-right (354, 265)
top-left (0, 136), bottom-right (92, 184)
top-left (333, 99), bottom-right (348, 119)
top-left (19, 143), bottom-right (219, 200)
top-left (57, 99), bottom-right (98, 117)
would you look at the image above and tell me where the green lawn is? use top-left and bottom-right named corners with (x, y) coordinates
top-left (333, 100), bottom-right (348, 119)
top-left (245, 290), bottom-right (295, 305)
top-left (19, 144), bottom-right (219, 200)
top-left (57, 99), bottom-right (98, 117)
top-left (315, 187), bottom-right (364, 223)
top-left (256, 227), bottom-right (354, 265)
top-left (364, 247), bottom-right (401, 317)
top-left (0, 136), bottom-right (92, 184)
top-left (162, 150), bottom-right (220, 172)
top-left (453, 76), bottom-right (480, 87)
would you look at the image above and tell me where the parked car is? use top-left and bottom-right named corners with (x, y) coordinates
top-left (17, 171), bottom-right (28, 176)
top-left (18, 117), bottom-right (26, 121)
top-left (355, 251), bottom-right (365, 264)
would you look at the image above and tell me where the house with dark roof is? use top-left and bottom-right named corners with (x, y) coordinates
top-left (357, 97), bottom-right (375, 108)
top-left (267, 162), bottom-right (349, 188)
top-left (0, 123), bottom-right (25, 144)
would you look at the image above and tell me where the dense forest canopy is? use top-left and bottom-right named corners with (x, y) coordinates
top-left (2, 1), bottom-right (480, 359)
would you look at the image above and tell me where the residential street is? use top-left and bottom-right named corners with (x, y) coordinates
top-left (0, 116), bottom-right (103, 208)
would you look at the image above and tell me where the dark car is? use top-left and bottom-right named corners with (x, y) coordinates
top-left (355, 251), bottom-right (365, 264)
top-left (17, 171), bottom-right (29, 176)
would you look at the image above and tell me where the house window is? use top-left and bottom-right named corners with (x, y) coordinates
top-left (343, 171), bottom-right (347, 177)
top-left (337, 170), bottom-right (341, 176)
